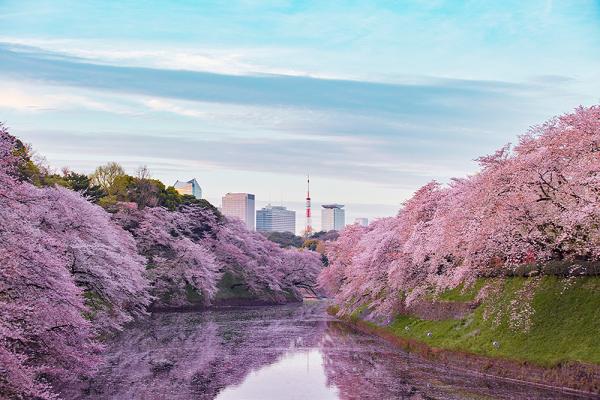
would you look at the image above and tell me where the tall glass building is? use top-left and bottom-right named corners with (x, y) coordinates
top-left (321, 204), bottom-right (345, 231)
top-left (173, 178), bottom-right (202, 199)
top-left (256, 205), bottom-right (296, 233)
top-left (221, 193), bottom-right (256, 230)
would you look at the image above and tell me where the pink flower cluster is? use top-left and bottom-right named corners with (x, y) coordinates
top-left (320, 105), bottom-right (600, 319)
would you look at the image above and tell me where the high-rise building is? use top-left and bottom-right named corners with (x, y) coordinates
top-left (173, 178), bottom-right (202, 199)
top-left (256, 205), bottom-right (296, 233)
top-left (354, 217), bottom-right (369, 227)
top-left (321, 204), bottom-right (345, 232)
top-left (221, 193), bottom-right (256, 230)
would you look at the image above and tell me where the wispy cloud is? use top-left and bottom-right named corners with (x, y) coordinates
top-left (0, 41), bottom-right (587, 195)
top-left (0, 81), bottom-right (139, 114)
top-left (0, 37), bottom-right (313, 77)
top-left (141, 98), bottom-right (208, 118)
top-left (0, 42), bottom-right (547, 118)
top-left (13, 126), bottom-right (477, 189)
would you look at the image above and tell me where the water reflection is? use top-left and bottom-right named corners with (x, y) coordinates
top-left (216, 349), bottom-right (338, 400)
top-left (76, 302), bottom-right (593, 400)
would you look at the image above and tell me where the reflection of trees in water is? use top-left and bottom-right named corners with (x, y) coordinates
top-left (76, 304), bottom-right (585, 400)
top-left (321, 322), bottom-right (434, 400)
top-left (189, 303), bottom-right (328, 399)
top-left (77, 312), bottom-right (219, 399)
top-left (78, 303), bottom-right (328, 400)
top-left (320, 322), bottom-right (588, 400)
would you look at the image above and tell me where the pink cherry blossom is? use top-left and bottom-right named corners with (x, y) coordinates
top-left (320, 105), bottom-right (600, 319)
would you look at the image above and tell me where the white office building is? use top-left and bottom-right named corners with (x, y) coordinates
top-left (321, 204), bottom-right (345, 231)
top-left (173, 178), bottom-right (202, 199)
top-left (222, 193), bottom-right (256, 230)
top-left (256, 205), bottom-right (296, 233)
top-left (354, 217), bottom-right (369, 227)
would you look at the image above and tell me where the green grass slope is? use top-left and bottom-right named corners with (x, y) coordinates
top-left (387, 276), bottom-right (600, 367)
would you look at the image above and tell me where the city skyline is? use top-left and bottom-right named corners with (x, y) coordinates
top-left (219, 194), bottom-right (381, 235)
top-left (1, 1), bottom-right (599, 219)
top-left (175, 174), bottom-right (389, 234)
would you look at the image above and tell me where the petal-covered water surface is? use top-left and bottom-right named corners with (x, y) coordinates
top-left (77, 302), bottom-right (592, 400)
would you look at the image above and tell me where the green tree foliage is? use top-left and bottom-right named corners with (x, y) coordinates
top-left (303, 238), bottom-right (319, 251)
top-left (4, 135), bottom-right (107, 203)
top-left (159, 185), bottom-right (183, 210)
top-left (265, 231), bottom-right (304, 248)
top-left (87, 163), bottom-right (222, 216)
top-left (90, 162), bottom-right (126, 195)
top-left (186, 198), bottom-right (223, 220)
top-left (131, 166), bottom-right (157, 210)
top-left (310, 230), bottom-right (340, 241)
top-left (61, 172), bottom-right (106, 202)
top-left (8, 138), bottom-right (44, 185)
top-left (8, 137), bottom-right (220, 214)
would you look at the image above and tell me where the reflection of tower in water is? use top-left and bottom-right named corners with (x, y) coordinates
top-left (307, 350), bottom-right (309, 373)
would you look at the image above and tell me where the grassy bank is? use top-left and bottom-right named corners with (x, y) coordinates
top-left (354, 276), bottom-right (600, 367)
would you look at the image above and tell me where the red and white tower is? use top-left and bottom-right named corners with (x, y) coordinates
top-left (305, 174), bottom-right (312, 236)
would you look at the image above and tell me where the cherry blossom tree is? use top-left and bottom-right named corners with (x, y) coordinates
top-left (1, 127), bottom-right (98, 398)
top-left (114, 204), bottom-right (324, 308)
top-left (114, 205), bottom-right (221, 308)
top-left (317, 223), bottom-right (367, 297)
top-left (279, 249), bottom-right (324, 298)
top-left (320, 105), bottom-right (600, 319)
top-left (1, 126), bottom-right (149, 398)
top-left (211, 218), bottom-right (321, 303)
top-left (0, 205), bottom-right (101, 399)
top-left (12, 186), bottom-right (151, 332)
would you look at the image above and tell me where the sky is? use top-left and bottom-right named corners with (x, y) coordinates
top-left (1, 0), bottom-right (599, 232)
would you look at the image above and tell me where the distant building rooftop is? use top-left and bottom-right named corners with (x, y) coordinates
top-left (224, 192), bottom-right (255, 199)
top-left (173, 178), bottom-right (202, 199)
top-left (264, 204), bottom-right (288, 210)
top-left (322, 204), bottom-right (344, 209)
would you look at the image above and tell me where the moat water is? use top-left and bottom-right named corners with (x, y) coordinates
top-left (77, 302), bottom-right (593, 399)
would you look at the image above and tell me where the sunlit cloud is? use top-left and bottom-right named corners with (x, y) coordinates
top-left (0, 37), bottom-right (340, 79)
top-left (141, 98), bottom-right (208, 118)
top-left (0, 80), bottom-right (139, 115)
top-left (0, 81), bottom-right (137, 114)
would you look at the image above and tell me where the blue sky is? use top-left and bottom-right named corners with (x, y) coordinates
top-left (1, 0), bottom-right (599, 231)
